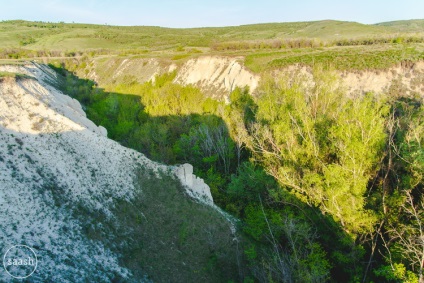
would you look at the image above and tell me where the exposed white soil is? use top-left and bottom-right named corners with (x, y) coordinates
top-left (278, 61), bottom-right (424, 97)
top-left (0, 63), bottom-right (216, 281)
top-left (341, 61), bottom-right (424, 96)
top-left (86, 56), bottom-right (260, 99)
top-left (174, 56), bottom-right (260, 99)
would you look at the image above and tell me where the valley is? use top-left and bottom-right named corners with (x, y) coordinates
top-left (0, 19), bottom-right (423, 282)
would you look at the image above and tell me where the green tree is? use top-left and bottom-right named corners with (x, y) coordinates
top-left (243, 205), bottom-right (330, 283)
top-left (377, 99), bottom-right (424, 283)
top-left (224, 87), bottom-right (257, 167)
top-left (248, 68), bottom-right (387, 235)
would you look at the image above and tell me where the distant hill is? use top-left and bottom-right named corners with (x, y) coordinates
top-left (375, 19), bottom-right (424, 32)
top-left (0, 19), bottom-right (422, 51)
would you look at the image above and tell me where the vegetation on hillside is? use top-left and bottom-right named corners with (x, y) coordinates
top-left (3, 16), bottom-right (423, 282)
top-left (92, 166), bottom-right (241, 282)
top-left (0, 71), bottom-right (32, 80)
top-left (245, 45), bottom-right (424, 72)
top-left (376, 19), bottom-right (424, 32)
top-left (0, 19), bottom-right (405, 51)
top-left (50, 61), bottom-right (424, 282)
top-left (1, 19), bottom-right (423, 73)
top-left (211, 35), bottom-right (424, 52)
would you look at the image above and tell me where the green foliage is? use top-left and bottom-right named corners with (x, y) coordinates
top-left (18, 35), bottom-right (36, 46)
top-left (250, 68), bottom-right (387, 234)
top-left (397, 103), bottom-right (424, 187)
top-left (2, 19), bottom-right (421, 53)
top-left (243, 205), bottom-right (331, 282)
top-left (54, 67), bottom-right (240, 204)
top-left (174, 123), bottom-right (235, 171)
top-left (51, 61), bottom-right (424, 282)
top-left (242, 205), bottom-right (274, 241)
top-left (374, 263), bottom-right (419, 283)
top-left (227, 162), bottom-right (278, 216)
top-left (211, 38), bottom-right (323, 51)
top-left (0, 71), bottom-right (33, 80)
top-left (373, 97), bottom-right (424, 282)
top-left (268, 46), bottom-right (424, 71)
top-left (226, 86), bottom-right (257, 124)
top-left (109, 72), bottom-right (207, 117)
top-left (245, 45), bottom-right (424, 73)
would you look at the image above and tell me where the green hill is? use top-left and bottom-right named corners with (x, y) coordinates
top-left (1, 19), bottom-right (423, 73)
top-left (0, 19), bottom-right (422, 52)
top-left (375, 19), bottom-right (424, 32)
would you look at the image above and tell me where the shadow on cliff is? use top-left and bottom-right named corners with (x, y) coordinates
top-left (49, 64), bottom-right (367, 282)
top-left (50, 63), bottom-right (247, 204)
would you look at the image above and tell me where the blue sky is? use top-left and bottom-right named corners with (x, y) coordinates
top-left (1, 0), bottom-right (423, 27)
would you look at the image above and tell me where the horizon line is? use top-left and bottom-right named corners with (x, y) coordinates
top-left (1, 18), bottom-right (423, 29)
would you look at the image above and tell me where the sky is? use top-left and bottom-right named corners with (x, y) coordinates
top-left (0, 0), bottom-right (423, 28)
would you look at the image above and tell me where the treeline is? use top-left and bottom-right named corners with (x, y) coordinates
top-left (0, 48), bottom-right (91, 59)
top-left (211, 38), bottom-right (323, 51)
top-left (333, 35), bottom-right (424, 46)
top-left (52, 63), bottom-right (424, 282)
top-left (1, 20), bottom-right (102, 29)
top-left (211, 35), bottom-right (424, 51)
top-left (0, 48), bottom-right (145, 59)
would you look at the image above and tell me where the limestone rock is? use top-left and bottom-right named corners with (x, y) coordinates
top-left (98, 126), bottom-right (108, 137)
top-left (174, 163), bottom-right (214, 205)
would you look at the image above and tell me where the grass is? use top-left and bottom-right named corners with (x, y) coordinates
top-left (1, 19), bottom-right (423, 52)
top-left (73, 166), bottom-right (243, 282)
top-left (2, 19), bottom-right (424, 76)
top-left (376, 19), bottom-right (424, 32)
top-left (1, 19), bottom-right (423, 73)
top-left (245, 44), bottom-right (424, 72)
top-left (1, 19), bottom-right (422, 77)
top-left (0, 71), bottom-right (32, 79)
top-left (0, 59), bottom-right (26, 65)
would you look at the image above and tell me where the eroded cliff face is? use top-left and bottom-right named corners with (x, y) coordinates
top-left (83, 56), bottom-right (260, 99)
top-left (0, 63), bottom-right (231, 282)
top-left (83, 55), bottom-right (424, 99)
top-left (340, 61), bottom-right (424, 96)
top-left (279, 61), bottom-right (424, 97)
top-left (175, 163), bottom-right (214, 205)
top-left (174, 56), bottom-right (260, 99)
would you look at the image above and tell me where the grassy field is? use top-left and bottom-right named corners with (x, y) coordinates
top-left (376, 19), bottom-right (424, 32)
top-left (244, 44), bottom-right (424, 72)
top-left (1, 19), bottom-right (423, 51)
top-left (1, 19), bottom-right (423, 72)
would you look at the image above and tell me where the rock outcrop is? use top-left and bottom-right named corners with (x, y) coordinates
top-left (175, 163), bottom-right (214, 205)
top-left (174, 56), bottom-right (260, 99)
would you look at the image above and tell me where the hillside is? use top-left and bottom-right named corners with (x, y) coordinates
top-left (1, 19), bottom-right (423, 86)
top-left (375, 19), bottom-right (424, 32)
top-left (54, 53), bottom-right (422, 101)
top-left (0, 19), bottom-right (422, 52)
top-left (0, 63), bottom-right (240, 282)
